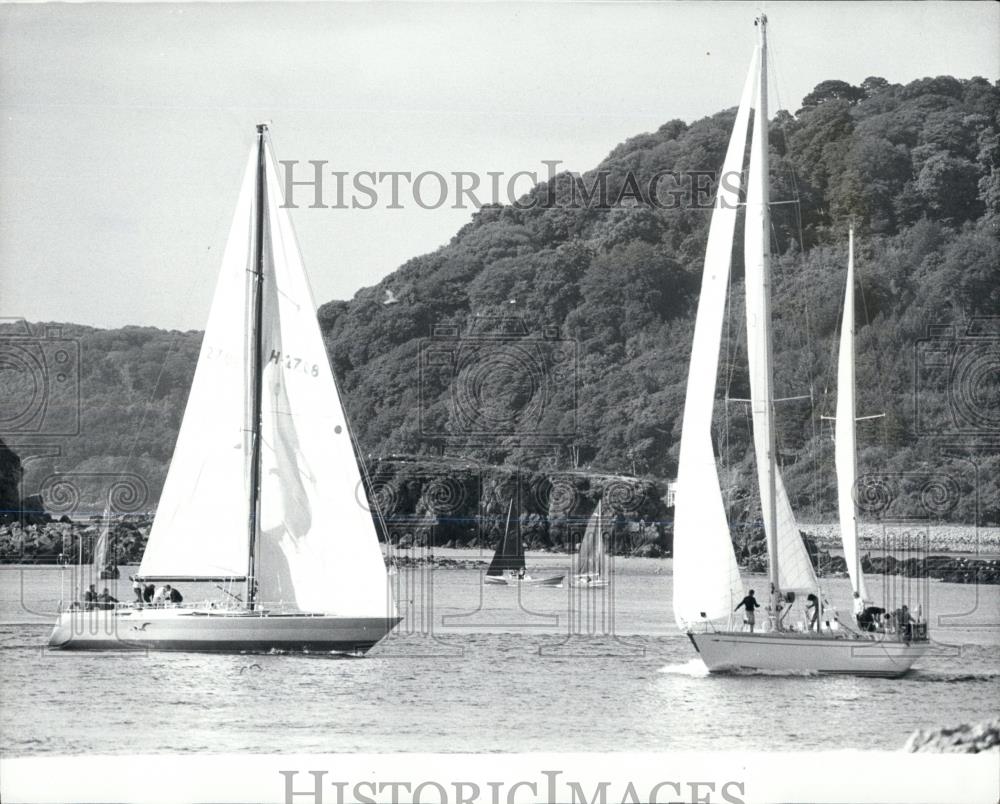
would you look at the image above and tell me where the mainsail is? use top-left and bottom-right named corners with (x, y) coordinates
top-left (577, 500), bottom-right (605, 578)
top-left (139, 148), bottom-right (256, 581)
top-left (742, 35), bottom-right (819, 596)
top-left (835, 230), bottom-right (870, 601)
top-left (141, 131), bottom-right (394, 619)
top-left (671, 52), bottom-right (756, 629)
top-left (486, 500), bottom-right (524, 576)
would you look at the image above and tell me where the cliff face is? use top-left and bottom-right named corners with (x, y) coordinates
top-left (0, 439), bottom-right (23, 523)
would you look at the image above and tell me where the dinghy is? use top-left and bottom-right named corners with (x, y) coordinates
top-left (484, 500), bottom-right (564, 587)
top-left (49, 125), bottom-right (401, 653)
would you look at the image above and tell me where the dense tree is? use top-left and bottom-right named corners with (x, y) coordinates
top-left (7, 74), bottom-right (1000, 526)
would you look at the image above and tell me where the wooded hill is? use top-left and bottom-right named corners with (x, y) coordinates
top-left (7, 75), bottom-right (999, 531)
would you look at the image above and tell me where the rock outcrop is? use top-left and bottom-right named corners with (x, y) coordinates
top-left (904, 718), bottom-right (1000, 753)
top-left (0, 440), bottom-right (49, 525)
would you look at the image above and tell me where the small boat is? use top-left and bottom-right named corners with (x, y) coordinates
top-left (484, 500), bottom-right (564, 587)
top-left (571, 500), bottom-right (609, 589)
top-left (49, 125), bottom-right (401, 653)
top-left (674, 15), bottom-right (928, 677)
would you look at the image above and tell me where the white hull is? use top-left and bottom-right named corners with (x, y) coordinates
top-left (689, 630), bottom-right (928, 677)
top-left (570, 575), bottom-right (608, 589)
top-left (48, 607), bottom-right (401, 654)
top-left (483, 575), bottom-right (564, 587)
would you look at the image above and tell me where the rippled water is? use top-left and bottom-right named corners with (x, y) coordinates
top-left (1, 563), bottom-right (997, 756)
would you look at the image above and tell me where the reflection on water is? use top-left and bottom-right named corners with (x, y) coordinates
top-left (1, 565), bottom-right (997, 755)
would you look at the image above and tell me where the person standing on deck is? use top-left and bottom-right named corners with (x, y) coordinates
top-left (735, 590), bottom-right (761, 633)
top-left (806, 593), bottom-right (820, 631)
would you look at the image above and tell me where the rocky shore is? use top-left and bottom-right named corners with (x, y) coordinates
top-left (905, 718), bottom-right (1000, 753)
top-left (801, 522), bottom-right (1000, 554)
top-left (5, 517), bottom-right (999, 585)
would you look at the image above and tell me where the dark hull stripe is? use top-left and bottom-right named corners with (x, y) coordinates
top-left (53, 639), bottom-right (382, 654)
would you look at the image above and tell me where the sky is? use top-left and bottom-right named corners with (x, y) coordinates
top-left (1, 1), bottom-right (997, 331)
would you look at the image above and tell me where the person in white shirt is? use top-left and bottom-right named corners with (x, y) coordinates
top-left (853, 591), bottom-right (866, 623)
top-left (152, 586), bottom-right (168, 606)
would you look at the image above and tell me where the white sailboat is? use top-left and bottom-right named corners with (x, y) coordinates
top-left (571, 500), bottom-right (609, 588)
top-left (94, 505), bottom-right (119, 580)
top-left (49, 125), bottom-right (401, 653)
top-left (484, 499), bottom-right (564, 587)
top-left (675, 16), bottom-right (928, 676)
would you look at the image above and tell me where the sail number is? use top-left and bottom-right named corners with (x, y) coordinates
top-left (269, 350), bottom-right (320, 377)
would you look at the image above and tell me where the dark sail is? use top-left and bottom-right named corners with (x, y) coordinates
top-left (486, 500), bottom-right (524, 576)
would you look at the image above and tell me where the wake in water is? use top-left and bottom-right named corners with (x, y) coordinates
top-left (657, 659), bottom-right (821, 677)
top-left (658, 659), bottom-right (709, 677)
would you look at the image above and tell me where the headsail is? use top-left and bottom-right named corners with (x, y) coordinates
top-left (672, 51), bottom-right (756, 629)
top-left (836, 230), bottom-right (869, 600)
top-left (253, 138), bottom-right (395, 617)
top-left (742, 31), bottom-right (818, 596)
top-left (486, 500), bottom-right (524, 576)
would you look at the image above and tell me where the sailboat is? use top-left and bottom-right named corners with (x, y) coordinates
top-left (49, 125), bottom-right (401, 653)
top-left (94, 505), bottom-right (119, 580)
top-left (484, 499), bottom-right (564, 587)
top-left (674, 16), bottom-right (928, 676)
top-left (571, 500), bottom-right (609, 588)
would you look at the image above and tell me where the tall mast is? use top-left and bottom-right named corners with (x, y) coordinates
top-left (755, 14), bottom-right (780, 600)
top-left (846, 229), bottom-right (858, 586)
top-left (247, 123), bottom-right (267, 611)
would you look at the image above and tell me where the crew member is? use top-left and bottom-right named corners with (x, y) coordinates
top-left (735, 590), bottom-right (761, 633)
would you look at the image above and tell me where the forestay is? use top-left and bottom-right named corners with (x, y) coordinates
top-left (672, 51), bottom-right (756, 629)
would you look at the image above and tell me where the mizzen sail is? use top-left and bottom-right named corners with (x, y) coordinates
top-left (836, 230), bottom-right (869, 601)
top-left (671, 52), bottom-right (756, 629)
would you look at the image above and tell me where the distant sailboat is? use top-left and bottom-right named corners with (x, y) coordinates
top-left (571, 500), bottom-right (609, 588)
top-left (484, 500), bottom-right (564, 587)
top-left (94, 506), bottom-right (119, 580)
top-left (49, 125), bottom-right (401, 653)
top-left (674, 16), bottom-right (927, 676)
